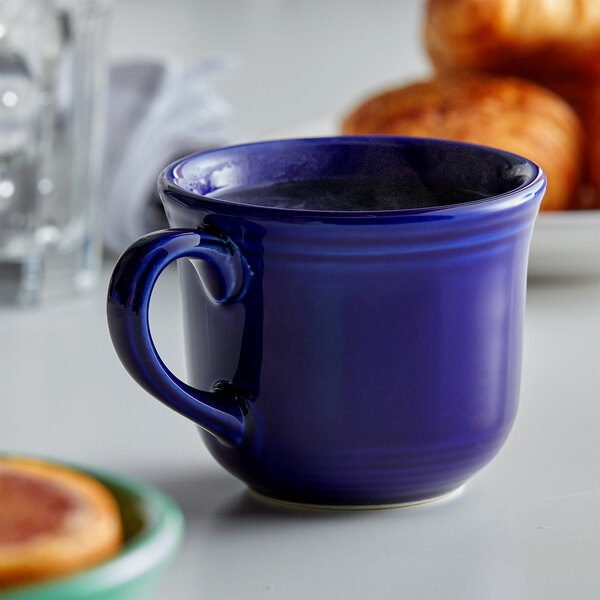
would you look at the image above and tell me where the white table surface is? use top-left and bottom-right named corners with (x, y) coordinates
top-left (2, 1), bottom-right (599, 599)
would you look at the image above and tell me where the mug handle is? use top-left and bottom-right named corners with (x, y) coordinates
top-left (107, 228), bottom-right (250, 447)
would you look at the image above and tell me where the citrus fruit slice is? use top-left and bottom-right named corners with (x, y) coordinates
top-left (0, 456), bottom-right (123, 588)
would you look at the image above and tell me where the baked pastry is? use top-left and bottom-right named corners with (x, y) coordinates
top-left (425, 0), bottom-right (600, 80)
top-left (589, 104), bottom-right (600, 199)
top-left (424, 0), bottom-right (600, 199)
top-left (543, 75), bottom-right (600, 200)
top-left (341, 75), bottom-right (583, 211)
top-left (0, 456), bottom-right (123, 588)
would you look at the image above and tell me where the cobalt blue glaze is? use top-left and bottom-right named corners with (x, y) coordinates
top-left (107, 137), bottom-right (545, 506)
top-left (106, 228), bottom-right (249, 446)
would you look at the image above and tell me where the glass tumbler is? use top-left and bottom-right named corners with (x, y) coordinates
top-left (0, 0), bottom-right (110, 304)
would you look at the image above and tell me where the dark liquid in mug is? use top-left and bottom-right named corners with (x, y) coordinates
top-left (208, 178), bottom-right (488, 211)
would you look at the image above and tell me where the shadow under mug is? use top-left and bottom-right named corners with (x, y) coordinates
top-left (107, 137), bottom-right (545, 508)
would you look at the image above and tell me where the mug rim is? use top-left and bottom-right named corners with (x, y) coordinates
top-left (160, 136), bottom-right (546, 221)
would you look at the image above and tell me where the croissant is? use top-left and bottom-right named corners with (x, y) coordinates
top-left (425, 0), bottom-right (600, 79)
top-left (425, 0), bottom-right (600, 199)
top-left (341, 75), bottom-right (583, 211)
top-left (588, 100), bottom-right (600, 201)
top-left (541, 75), bottom-right (600, 200)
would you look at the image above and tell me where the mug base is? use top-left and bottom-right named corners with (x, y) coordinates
top-left (247, 484), bottom-right (465, 511)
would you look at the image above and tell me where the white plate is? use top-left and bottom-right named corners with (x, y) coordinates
top-left (528, 210), bottom-right (600, 279)
top-left (261, 117), bottom-right (600, 279)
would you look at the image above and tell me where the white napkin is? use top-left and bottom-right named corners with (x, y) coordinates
top-left (103, 56), bottom-right (234, 255)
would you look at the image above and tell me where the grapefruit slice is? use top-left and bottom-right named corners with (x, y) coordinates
top-left (0, 456), bottom-right (123, 588)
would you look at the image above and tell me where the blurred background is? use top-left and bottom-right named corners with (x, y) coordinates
top-left (106, 0), bottom-right (429, 141)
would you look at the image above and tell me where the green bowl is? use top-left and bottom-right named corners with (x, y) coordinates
top-left (3, 465), bottom-right (184, 600)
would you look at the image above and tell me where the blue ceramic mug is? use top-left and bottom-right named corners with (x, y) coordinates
top-left (107, 137), bottom-right (545, 508)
